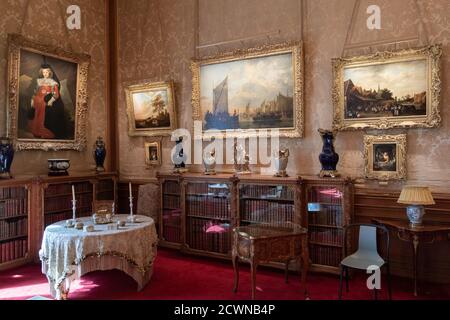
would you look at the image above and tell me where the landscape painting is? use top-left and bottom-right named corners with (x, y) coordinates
top-left (332, 45), bottom-right (442, 130)
top-left (344, 60), bottom-right (427, 119)
top-left (125, 81), bottom-right (176, 137)
top-left (192, 42), bottom-right (304, 138)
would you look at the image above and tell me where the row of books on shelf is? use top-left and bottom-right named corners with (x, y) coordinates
top-left (241, 201), bottom-right (294, 224)
top-left (0, 239), bottom-right (27, 264)
top-left (310, 245), bottom-right (342, 267)
top-left (0, 219), bottom-right (27, 240)
top-left (163, 181), bottom-right (180, 194)
top-left (240, 185), bottom-right (294, 200)
top-left (162, 224), bottom-right (181, 243)
top-left (309, 227), bottom-right (343, 245)
top-left (0, 199), bottom-right (28, 218)
top-left (162, 209), bottom-right (182, 225)
top-left (308, 209), bottom-right (343, 226)
top-left (163, 195), bottom-right (180, 210)
top-left (45, 183), bottom-right (93, 197)
top-left (44, 195), bottom-right (93, 212)
top-left (187, 196), bottom-right (230, 219)
top-left (0, 187), bottom-right (27, 200)
top-left (44, 208), bottom-right (92, 227)
top-left (187, 218), bottom-right (231, 254)
top-left (308, 187), bottom-right (343, 204)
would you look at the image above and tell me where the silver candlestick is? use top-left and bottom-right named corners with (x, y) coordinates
top-left (71, 200), bottom-right (77, 222)
top-left (128, 196), bottom-right (137, 222)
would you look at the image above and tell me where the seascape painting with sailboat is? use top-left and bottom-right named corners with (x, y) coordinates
top-left (200, 53), bottom-right (294, 131)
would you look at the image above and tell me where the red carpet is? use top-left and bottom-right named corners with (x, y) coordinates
top-left (0, 248), bottom-right (449, 300)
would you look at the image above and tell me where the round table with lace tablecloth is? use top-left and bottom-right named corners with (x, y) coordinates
top-left (39, 215), bottom-right (158, 300)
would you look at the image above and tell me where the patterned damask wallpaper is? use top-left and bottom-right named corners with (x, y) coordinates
top-left (117, 0), bottom-right (450, 190)
top-left (0, 0), bottom-right (107, 176)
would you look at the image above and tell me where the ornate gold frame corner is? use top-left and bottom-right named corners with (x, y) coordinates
top-left (125, 80), bottom-right (177, 137)
top-left (191, 41), bottom-right (304, 139)
top-left (7, 34), bottom-right (91, 151)
top-left (364, 134), bottom-right (407, 181)
top-left (144, 141), bottom-right (162, 166)
top-left (332, 44), bottom-right (442, 131)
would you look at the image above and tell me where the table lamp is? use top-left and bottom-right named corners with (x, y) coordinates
top-left (397, 186), bottom-right (435, 227)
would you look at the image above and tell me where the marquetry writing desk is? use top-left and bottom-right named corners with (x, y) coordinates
top-left (232, 222), bottom-right (309, 300)
top-left (373, 218), bottom-right (450, 296)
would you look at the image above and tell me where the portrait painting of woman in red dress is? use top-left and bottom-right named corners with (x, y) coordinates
top-left (17, 50), bottom-right (77, 141)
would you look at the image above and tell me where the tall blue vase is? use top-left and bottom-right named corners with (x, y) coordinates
top-left (318, 129), bottom-right (339, 178)
top-left (0, 138), bottom-right (14, 179)
top-left (94, 136), bottom-right (106, 173)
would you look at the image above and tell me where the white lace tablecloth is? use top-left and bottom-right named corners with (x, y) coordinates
top-left (39, 215), bottom-right (158, 299)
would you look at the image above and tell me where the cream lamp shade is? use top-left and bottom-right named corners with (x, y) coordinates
top-left (397, 186), bottom-right (435, 205)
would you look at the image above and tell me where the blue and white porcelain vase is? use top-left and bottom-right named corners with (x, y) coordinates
top-left (0, 138), bottom-right (14, 179)
top-left (94, 136), bottom-right (106, 173)
top-left (318, 129), bottom-right (339, 178)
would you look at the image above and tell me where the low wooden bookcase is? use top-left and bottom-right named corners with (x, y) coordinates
top-left (0, 172), bottom-right (117, 271)
top-left (157, 172), bottom-right (353, 274)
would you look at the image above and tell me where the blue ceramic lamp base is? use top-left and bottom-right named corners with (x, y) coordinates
top-left (406, 205), bottom-right (425, 227)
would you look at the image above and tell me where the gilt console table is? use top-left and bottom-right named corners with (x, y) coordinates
top-left (232, 222), bottom-right (309, 300)
top-left (39, 215), bottom-right (158, 299)
top-left (373, 218), bottom-right (450, 296)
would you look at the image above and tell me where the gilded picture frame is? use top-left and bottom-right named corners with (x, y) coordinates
top-left (191, 42), bottom-right (304, 139)
top-left (144, 141), bottom-right (161, 166)
top-left (7, 34), bottom-right (91, 151)
top-left (332, 45), bottom-right (442, 131)
top-left (125, 80), bottom-right (177, 137)
top-left (364, 134), bottom-right (407, 181)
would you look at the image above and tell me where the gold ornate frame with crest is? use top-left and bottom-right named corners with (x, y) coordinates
top-left (7, 34), bottom-right (90, 151)
top-left (332, 45), bottom-right (442, 131)
top-left (364, 134), bottom-right (407, 181)
top-left (191, 42), bottom-right (304, 139)
top-left (125, 80), bottom-right (177, 137)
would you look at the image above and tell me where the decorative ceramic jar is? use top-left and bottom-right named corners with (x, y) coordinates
top-left (94, 136), bottom-right (106, 173)
top-left (48, 159), bottom-right (70, 176)
top-left (273, 148), bottom-right (290, 177)
top-left (0, 137), bottom-right (14, 179)
top-left (203, 149), bottom-right (216, 175)
top-left (318, 129), bottom-right (340, 178)
top-left (173, 137), bottom-right (187, 173)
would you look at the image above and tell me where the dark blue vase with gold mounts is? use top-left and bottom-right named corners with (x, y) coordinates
top-left (94, 136), bottom-right (106, 173)
top-left (318, 129), bottom-right (339, 178)
top-left (0, 137), bottom-right (14, 179)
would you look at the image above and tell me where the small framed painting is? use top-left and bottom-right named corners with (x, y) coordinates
top-left (145, 141), bottom-right (161, 166)
top-left (125, 81), bottom-right (177, 137)
top-left (364, 134), bottom-right (407, 181)
top-left (332, 45), bottom-right (442, 131)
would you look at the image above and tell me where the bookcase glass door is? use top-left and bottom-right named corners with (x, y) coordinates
top-left (0, 186), bottom-right (29, 264)
top-left (307, 185), bottom-right (344, 270)
top-left (44, 181), bottom-right (93, 227)
top-left (185, 182), bottom-right (231, 255)
top-left (96, 178), bottom-right (115, 201)
top-left (161, 180), bottom-right (182, 244)
top-left (239, 184), bottom-right (295, 227)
